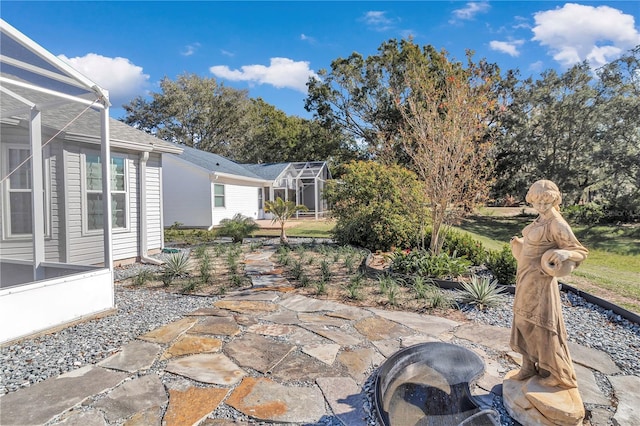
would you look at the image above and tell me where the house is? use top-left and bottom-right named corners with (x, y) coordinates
top-left (163, 144), bottom-right (331, 229)
top-left (0, 20), bottom-right (180, 343)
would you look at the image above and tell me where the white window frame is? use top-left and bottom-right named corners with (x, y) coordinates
top-left (213, 183), bottom-right (225, 208)
top-left (2, 144), bottom-right (51, 240)
top-left (82, 151), bottom-right (129, 234)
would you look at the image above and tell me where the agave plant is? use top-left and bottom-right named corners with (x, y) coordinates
top-left (163, 252), bottom-right (190, 277)
top-left (457, 275), bottom-right (507, 310)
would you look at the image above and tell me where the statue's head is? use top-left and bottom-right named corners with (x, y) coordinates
top-left (526, 180), bottom-right (562, 210)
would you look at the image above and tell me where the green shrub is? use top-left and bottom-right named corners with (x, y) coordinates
top-left (320, 259), bottom-right (332, 282)
top-left (457, 275), bottom-right (507, 310)
top-left (562, 203), bottom-right (605, 225)
top-left (132, 269), bottom-right (154, 287)
top-left (325, 161), bottom-right (428, 251)
top-left (390, 249), bottom-right (471, 279)
top-left (486, 245), bottom-right (517, 285)
top-left (164, 252), bottom-right (190, 277)
top-left (217, 214), bottom-right (259, 243)
top-left (290, 260), bottom-right (304, 280)
top-left (442, 230), bottom-right (487, 266)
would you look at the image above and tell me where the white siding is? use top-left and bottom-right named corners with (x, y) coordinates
top-left (211, 178), bottom-right (262, 226)
top-left (146, 153), bottom-right (164, 251)
top-left (163, 155), bottom-right (214, 228)
top-left (111, 154), bottom-right (138, 261)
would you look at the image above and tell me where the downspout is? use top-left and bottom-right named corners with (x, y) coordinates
top-left (139, 152), bottom-right (163, 265)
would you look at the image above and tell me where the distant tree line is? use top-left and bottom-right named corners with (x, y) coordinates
top-left (122, 40), bottom-right (639, 230)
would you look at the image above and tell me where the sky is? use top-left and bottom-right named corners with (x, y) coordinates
top-left (2, 1), bottom-right (639, 119)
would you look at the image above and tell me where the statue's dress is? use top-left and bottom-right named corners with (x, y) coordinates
top-left (510, 212), bottom-right (588, 388)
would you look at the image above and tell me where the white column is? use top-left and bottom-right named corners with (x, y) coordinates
top-left (100, 106), bottom-right (113, 269)
top-left (29, 108), bottom-right (45, 280)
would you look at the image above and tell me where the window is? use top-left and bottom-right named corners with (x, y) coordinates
top-left (214, 183), bottom-right (225, 208)
top-left (84, 153), bottom-right (128, 231)
top-left (2, 146), bottom-right (50, 238)
top-left (6, 148), bottom-right (32, 235)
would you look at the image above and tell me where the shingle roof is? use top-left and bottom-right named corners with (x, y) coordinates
top-left (242, 163), bottom-right (289, 181)
top-left (173, 144), bottom-right (266, 180)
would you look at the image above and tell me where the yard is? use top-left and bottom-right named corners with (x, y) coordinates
top-left (157, 209), bottom-right (640, 314)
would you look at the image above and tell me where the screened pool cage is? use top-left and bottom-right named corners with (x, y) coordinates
top-left (270, 161), bottom-right (331, 219)
top-left (1, 19), bottom-right (114, 343)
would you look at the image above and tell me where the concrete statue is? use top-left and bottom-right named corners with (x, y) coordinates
top-left (504, 179), bottom-right (588, 426)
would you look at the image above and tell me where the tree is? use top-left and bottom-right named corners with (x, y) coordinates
top-left (264, 197), bottom-right (308, 245)
top-left (393, 46), bottom-right (499, 253)
top-left (493, 46), bottom-right (640, 209)
top-left (234, 98), bottom-right (357, 164)
top-left (305, 39), bottom-right (413, 163)
top-left (324, 161), bottom-right (428, 251)
top-left (122, 73), bottom-right (251, 157)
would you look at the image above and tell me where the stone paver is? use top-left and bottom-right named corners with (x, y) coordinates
top-left (609, 375), bottom-right (640, 425)
top-left (164, 387), bottom-right (229, 426)
top-left (226, 377), bottom-right (326, 423)
top-left (302, 324), bottom-right (363, 346)
top-left (354, 316), bottom-right (412, 341)
top-left (400, 334), bottom-right (441, 347)
top-left (337, 347), bottom-right (384, 384)
top-left (98, 340), bottom-right (162, 372)
top-left (213, 300), bottom-right (279, 314)
top-left (122, 406), bottom-right (163, 426)
top-left (223, 290), bottom-right (281, 302)
top-left (372, 339), bottom-right (401, 358)
top-left (573, 364), bottom-right (610, 406)
top-left (93, 374), bottom-right (167, 422)
top-left (138, 317), bottom-right (198, 343)
top-left (246, 323), bottom-right (295, 337)
top-left (0, 365), bottom-right (127, 425)
top-left (367, 307), bottom-right (459, 336)
top-left (166, 353), bottom-right (246, 385)
top-left (317, 377), bottom-right (369, 426)
top-left (270, 351), bottom-right (343, 381)
top-left (302, 343), bottom-right (341, 365)
top-left (51, 409), bottom-right (107, 426)
top-left (298, 312), bottom-right (350, 327)
top-left (188, 316), bottom-right (241, 336)
top-left (278, 293), bottom-right (346, 312)
top-left (454, 323), bottom-right (512, 352)
top-left (224, 333), bottom-right (296, 373)
top-left (568, 342), bottom-right (621, 375)
top-left (186, 307), bottom-right (232, 317)
top-left (161, 334), bottom-right (223, 360)
top-left (249, 275), bottom-right (291, 288)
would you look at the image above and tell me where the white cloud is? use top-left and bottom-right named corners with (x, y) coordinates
top-left (181, 43), bottom-right (200, 56)
top-left (58, 53), bottom-right (149, 106)
top-left (532, 3), bottom-right (640, 69)
top-left (209, 57), bottom-right (318, 93)
top-left (489, 40), bottom-right (524, 57)
top-left (451, 2), bottom-right (490, 21)
top-left (220, 49), bottom-right (235, 57)
top-left (361, 11), bottom-right (396, 31)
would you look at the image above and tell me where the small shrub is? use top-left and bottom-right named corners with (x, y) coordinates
top-left (377, 273), bottom-right (394, 294)
top-left (427, 289), bottom-right (454, 310)
top-left (230, 274), bottom-right (244, 287)
top-left (192, 245), bottom-right (207, 259)
top-left (343, 256), bottom-right (356, 274)
top-left (315, 280), bottom-right (327, 295)
top-left (290, 260), bottom-right (304, 281)
top-left (412, 275), bottom-right (430, 300)
top-left (457, 275), bottom-right (507, 310)
top-left (160, 271), bottom-right (174, 287)
top-left (390, 249), bottom-right (471, 279)
top-left (320, 259), bottom-right (332, 282)
top-left (299, 274), bottom-right (311, 287)
top-left (164, 252), bottom-right (190, 277)
top-left (386, 282), bottom-right (399, 306)
top-left (132, 269), bottom-right (153, 287)
top-left (217, 214), bottom-right (259, 243)
top-left (346, 273), bottom-right (365, 300)
top-left (199, 254), bottom-right (213, 284)
top-left (181, 279), bottom-right (198, 293)
top-left (486, 245), bottom-right (517, 285)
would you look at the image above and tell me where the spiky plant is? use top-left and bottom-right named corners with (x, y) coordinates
top-left (217, 214), bottom-right (259, 243)
top-left (164, 252), bottom-right (190, 277)
top-left (457, 275), bottom-right (507, 310)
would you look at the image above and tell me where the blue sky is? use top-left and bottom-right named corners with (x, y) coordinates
top-left (2, 1), bottom-right (639, 119)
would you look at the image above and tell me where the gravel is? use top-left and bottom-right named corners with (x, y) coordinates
top-left (0, 287), bottom-right (215, 395)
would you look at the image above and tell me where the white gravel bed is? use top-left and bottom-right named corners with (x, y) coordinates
top-left (463, 290), bottom-right (640, 376)
top-left (0, 287), bottom-right (216, 395)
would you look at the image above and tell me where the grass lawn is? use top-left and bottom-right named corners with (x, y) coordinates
top-left (252, 219), bottom-right (336, 238)
top-left (457, 210), bottom-right (640, 314)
